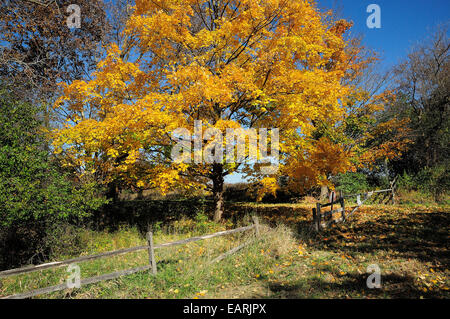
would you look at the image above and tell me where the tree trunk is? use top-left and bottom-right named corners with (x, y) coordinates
top-left (212, 163), bottom-right (225, 222)
top-left (320, 185), bottom-right (328, 201)
top-left (106, 180), bottom-right (119, 203)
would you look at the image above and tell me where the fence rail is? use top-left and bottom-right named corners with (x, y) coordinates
top-left (0, 218), bottom-right (260, 299)
top-left (312, 185), bottom-right (397, 231)
top-left (312, 197), bottom-right (345, 231)
top-left (342, 188), bottom-right (393, 199)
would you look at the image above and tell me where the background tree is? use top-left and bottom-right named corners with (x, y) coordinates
top-left (0, 0), bottom-right (137, 199)
top-left (383, 26), bottom-right (449, 200)
top-left (0, 0), bottom-right (108, 103)
top-left (390, 27), bottom-right (449, 170)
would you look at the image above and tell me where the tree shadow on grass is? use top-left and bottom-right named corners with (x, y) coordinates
top-left (310, 211), bottom-right (450, 267)
top-left (92, 199), bottom-right (216, 235)
top-left (250, 272), bottom-right (439, 299)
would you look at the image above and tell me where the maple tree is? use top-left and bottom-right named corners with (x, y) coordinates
top-left (53, 0), bottom-right (389, 221)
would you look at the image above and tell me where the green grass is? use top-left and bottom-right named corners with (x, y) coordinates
top-left (0, 204), bottom-right (449, 299)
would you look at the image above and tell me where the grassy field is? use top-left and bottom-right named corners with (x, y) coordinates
top-left (0, 203), bottom-right (449, 299)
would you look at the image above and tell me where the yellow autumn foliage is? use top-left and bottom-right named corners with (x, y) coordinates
top-left (51, 0), bottom-right (391, 202)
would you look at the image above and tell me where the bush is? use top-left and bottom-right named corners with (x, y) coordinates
top-left (170, 212), bottom-right (230, 236)
top-left (397, 171), bottom-right (416, 192)
top-left (0, 90), bottom-right (106, 228)
top-left (0, 87), bottom-right (107, 268)
top-left (335, 172), bottom-right (369, 195)
top-left (395, 167), bottom-right (449, 204)
top-left (416, 165), bottom-right (449, 201)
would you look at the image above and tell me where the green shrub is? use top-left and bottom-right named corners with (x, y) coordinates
top-left (0, 89), bottom-right (106, 228)
top-left (396, 167), bottom-right (449, 204)
top-left (0, 87), bottom-right (107, 268)
top-left (397, 171), bottom-right (416, 192)
top-left (171, 212), bottom-right (228, 235)
top-left (416, 165), bottom-right (449, 201)
top-left (335, 172), bottom-right (369, 195)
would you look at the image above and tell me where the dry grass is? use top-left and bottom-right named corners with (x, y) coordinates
top-left (1, 203), bottom-right (449, 299)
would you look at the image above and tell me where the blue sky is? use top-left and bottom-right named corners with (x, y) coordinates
top-left (318, 0), bottom-right (450, 70)
top-left (225, 0), bottom-right (449, 184)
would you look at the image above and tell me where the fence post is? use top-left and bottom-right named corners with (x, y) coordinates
top-left (340, 197), bottom-right (345, 222)
top-left (391, 189), bottom-right (396, 205)
top-left (146, 231), bottom-right (157, 275)
top-left (316, 203), bottom-right (321, 231)
top-left (312, 208), bottom-right (318, 231)
top-left (329, 191), bottom-right (335, 214)
top-left (252, 216), bottom-right (260, 236)
top-left (390, 176), bottom-right (397, 205)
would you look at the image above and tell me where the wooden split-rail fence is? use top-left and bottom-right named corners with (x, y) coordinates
top-left (0, 217), bottom-right (261, 299)
top-left (312, 176), bottom-right (398, 231)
